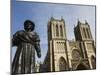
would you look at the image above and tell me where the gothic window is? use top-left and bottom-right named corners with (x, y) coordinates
top-left (60, 25), bottom-right (63, 37)
top-left (59, 57), bottom-right (67, 71)
top-left (91, 55), bottom-right (96, 69)
top-left (82, 28), bottom-right (85, 38)
top-left (56, 24), bottom-right (59, 37)
top-left (72, 49), bottom-right (81, 60)
top-left (83, 28), bottom-right (87, 39)
top-left (86, 28), bottom-right (90, 39)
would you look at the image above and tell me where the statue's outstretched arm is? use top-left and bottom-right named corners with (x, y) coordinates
top-left (34, 33), bottom-right (41, 58)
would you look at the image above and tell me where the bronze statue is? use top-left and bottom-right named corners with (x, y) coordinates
top-left (12, 20), bottom-right (41, 74)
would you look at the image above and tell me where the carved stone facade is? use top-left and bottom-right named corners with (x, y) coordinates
top-left (41, 17), bottom-right (96, 72)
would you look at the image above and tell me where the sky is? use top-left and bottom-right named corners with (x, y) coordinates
top-left (11, 1), bottom-right (96, 63)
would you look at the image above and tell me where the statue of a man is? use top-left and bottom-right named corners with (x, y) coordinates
top-left (12, 20), bottom-right (41, 74)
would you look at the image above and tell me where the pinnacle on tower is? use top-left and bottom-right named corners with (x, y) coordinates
top-left (85, 20), bottom-right (88, 25)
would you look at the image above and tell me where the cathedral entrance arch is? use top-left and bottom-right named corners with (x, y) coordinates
top-left (76, 64), bottom-right (87, 70)
top-left (76, 63), bottom-right (89, 70)
top-left (59, 57), bottom-right (67, 71)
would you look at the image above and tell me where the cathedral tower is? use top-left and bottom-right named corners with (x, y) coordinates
top-left (47, 17), bottom-right (69, 72)
top-left (74, 20), bottom-right (96, 69)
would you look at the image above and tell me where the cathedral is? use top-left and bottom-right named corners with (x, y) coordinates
top-left (39, 17), bottom-right (96, 72)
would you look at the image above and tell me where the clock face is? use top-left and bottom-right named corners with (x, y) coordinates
top-left (72, 50), bottom-right (81, 60)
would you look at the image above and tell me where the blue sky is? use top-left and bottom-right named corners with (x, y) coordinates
top-left (11, 1), bottom-right (96, 63)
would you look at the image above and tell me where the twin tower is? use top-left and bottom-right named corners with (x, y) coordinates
top-left (42, 17), bottom-right (96, 72)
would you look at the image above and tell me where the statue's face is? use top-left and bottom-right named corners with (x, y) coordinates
top-left (24, 22), bottom-right (34, 31)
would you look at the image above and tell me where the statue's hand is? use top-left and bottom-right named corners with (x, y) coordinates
top-left (37, 52), bottom-right (41, 58)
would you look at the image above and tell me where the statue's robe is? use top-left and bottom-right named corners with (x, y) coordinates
top-left (12, 30), bottom-right (40, 74)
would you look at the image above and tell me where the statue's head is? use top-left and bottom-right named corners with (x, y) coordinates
top-left (24, 20), bottom-right (35, 31)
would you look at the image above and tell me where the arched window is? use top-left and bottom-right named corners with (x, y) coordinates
top-left (83, 28), bottom-right (87, 38)
top-left (59, 57), bottom-right (67, 71)
top-left (60, 25), bottom-right (63, 37)
top-left (56, 25), bottom-right (59, 37)
top-left (91, 55), bottom-right (96, 69)
top-left (82, 28), bottom-right (85, 38)
top-left (86, 28), bottom-right (90, 39)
